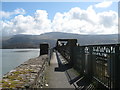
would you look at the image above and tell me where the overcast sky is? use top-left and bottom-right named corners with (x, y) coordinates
top-left (0, 1), bottom-right (118, 36)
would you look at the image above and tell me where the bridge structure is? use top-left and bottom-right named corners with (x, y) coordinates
top-left (1, 39), bottom-right (119, 89)
top-left (54, 39), bottom-right (120, 89)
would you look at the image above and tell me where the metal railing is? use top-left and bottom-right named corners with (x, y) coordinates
top-left (55, 39), bottom-right (120, 89)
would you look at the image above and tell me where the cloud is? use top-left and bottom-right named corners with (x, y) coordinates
top-left (52, 6), bottom-right (118, 34)
top-left (98, 10), bottom-right (118, 28)
top-left (0, 8), bottom-right (26, 19)
top-left (1, 10), bottom-right (52, 36)
top-left (94, 1), bottom-right (112, 8)
top-left (1, 6), bottom-right (118, 36)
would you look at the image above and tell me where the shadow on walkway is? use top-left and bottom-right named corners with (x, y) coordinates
top-left (54, 51), bottom-right (94, 89)
top-left (54, 52), bottom-right (82, 89)
top-left (54, 52), bottom-right (72, 72)
top-left (47, 52), bottom-right (74, 88)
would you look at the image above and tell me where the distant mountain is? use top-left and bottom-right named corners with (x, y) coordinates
top-left (2, 32), bottom-right (118, 49)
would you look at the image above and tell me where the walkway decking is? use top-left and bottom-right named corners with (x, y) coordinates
top-left (46, 52), bottom-right (75, 88)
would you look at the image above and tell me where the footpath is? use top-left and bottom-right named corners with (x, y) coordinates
top-left (47, 52), bottom-right (97, 90)
top-left (46, 52), bottom-right (75, 88)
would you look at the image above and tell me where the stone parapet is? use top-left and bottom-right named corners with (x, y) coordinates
top-left (0, 55), bottom-right (48, 89)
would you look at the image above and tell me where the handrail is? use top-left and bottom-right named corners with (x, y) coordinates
top-left (55, 39), bottom-right (120, 89)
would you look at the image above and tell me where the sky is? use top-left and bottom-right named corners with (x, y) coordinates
top-left (0, 1), bottom-right (118, 36)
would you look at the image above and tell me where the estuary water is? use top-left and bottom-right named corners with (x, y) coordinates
top-left (0, 49), bottom-right (40, 77)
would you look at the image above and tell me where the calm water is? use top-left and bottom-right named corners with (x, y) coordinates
top-left (1, 49), bottom-right (40, 77)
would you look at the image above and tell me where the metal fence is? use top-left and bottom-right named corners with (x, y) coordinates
top-left (55, 40), bottom-right (120, 89)
top-left (82, 44), bottom-right (120, 89)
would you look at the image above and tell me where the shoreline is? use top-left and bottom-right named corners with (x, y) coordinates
top-left (0, 55), bottom-right (48, 89)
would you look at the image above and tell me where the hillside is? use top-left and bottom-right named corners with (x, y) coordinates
top-left (2, 32), bottom-right (118, 49)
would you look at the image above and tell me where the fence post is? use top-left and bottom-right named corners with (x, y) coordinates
top-left (89, 46), bottom-right (93, 79)
top-left (68, 39), bottom-right (77, 66)
top-left (80, 46), bottom-right (86, 75)
top-left (84, 46), bottom-right (93, 80)
top-left (48, 48), bottom-right (53, 66)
